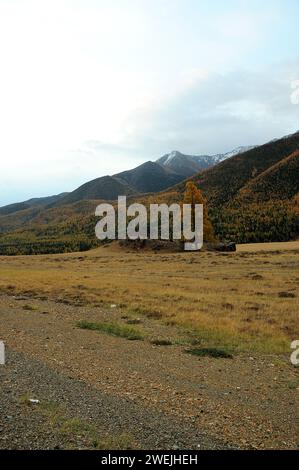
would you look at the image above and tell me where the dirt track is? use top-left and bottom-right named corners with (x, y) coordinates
top-left (0, 293), bottom-right (298, 450)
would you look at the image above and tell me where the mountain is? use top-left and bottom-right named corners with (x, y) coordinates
top-left (157, 151), bottom-right (211, 177)
top-left (157, 147), bottom-right (255, 177)
top-left (236, 149), bottom-right (299, 203)
top-left (0, 193), bottom-right (68, 216)
top-left (0, 131), bottom-right (298, 253)
top-left (54, 175), bottom-right (138, 206)
top-left (114, 161), bottom-right (183, 193)
top-left (54, 161), bottom-right (184, 207)
top-left (168, 131), bottom-right (299, 244)
top-left (0, 199), bottom-right (101, 234)
top-left (0, 160), bottom-right (186, 216)
top-left (185, 131), bottom-right (299, 207)
top-left (0, 146), bottom-right (254, 214)
top-left (216, 146), bottom-right (257, 159)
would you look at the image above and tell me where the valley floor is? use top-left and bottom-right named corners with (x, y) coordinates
top-left (237, 241), bottom-right (299, 252)
top-left (0, 243), bottom-right (298, 449)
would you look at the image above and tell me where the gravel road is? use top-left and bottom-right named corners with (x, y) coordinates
top-left (0, 349), bottom-right (231, 450)
top-left (0, 292), bottom-right (298, 450)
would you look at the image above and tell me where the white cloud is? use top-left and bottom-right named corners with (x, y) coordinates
top-left (105, 63), bottom-right (299, 156)
top-left (0, 0), bottom-right (298, 205)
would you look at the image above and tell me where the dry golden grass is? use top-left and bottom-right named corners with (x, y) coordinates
top-left (237, 241), bottom-right (299, 252)
top-left (0, 241), bottom-right (298, 353)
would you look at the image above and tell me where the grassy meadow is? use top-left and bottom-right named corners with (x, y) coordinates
top-left (0, 241), bottom-right (298, 355)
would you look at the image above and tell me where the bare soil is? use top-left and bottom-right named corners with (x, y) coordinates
top-left (0, 291), bottom-right (298, 450)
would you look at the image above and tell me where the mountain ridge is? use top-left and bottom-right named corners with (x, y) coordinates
top-left (184, 131), bottom-right (299, 207)
top-left (157, 146), bottom-right (255, 177)
top-left (0, 193), bottom-right (68, 216)
top-left (235, 149), bottom-right (299, 204)
top-left (0, 145), bottom-right (255, 214)
top-left (0, 130), bottom-right (298, 252)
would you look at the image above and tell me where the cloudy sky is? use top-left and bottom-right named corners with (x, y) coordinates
top-left (0, 0), bottom-right (299, 206)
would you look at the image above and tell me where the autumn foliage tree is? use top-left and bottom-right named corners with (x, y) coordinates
top-left (183, 181), bottom-right (215, 243)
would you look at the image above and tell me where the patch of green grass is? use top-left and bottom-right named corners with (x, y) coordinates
top-left (18, 393), bottom-right (33, 405)
top-left (95, 432), bottom-right (137, 450)
top-left (39, 400), bottom-right (63, 427)
top-left (60, 417), bottom-right (94, 435)
top-left (186, 347), bottom-right (233, 359)
top-left (76, 320), bottom-right (145, 341)
top-left (182, 324), bottom-right (290, 354)
top-left (33, 399), bottom-right (137, 449)
top-left (22, 304), bottom-right (38, 311)
top-left (287, 379), bottom-right (299, 390)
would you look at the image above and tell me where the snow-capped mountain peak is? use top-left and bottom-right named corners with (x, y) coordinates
top-left (163, 150), bottom-right (183, 165)
top-left (157, 146), bottom-right (256, 177)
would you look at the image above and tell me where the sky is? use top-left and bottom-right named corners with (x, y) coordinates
top-left (0, 0), bottom-right (299, 206)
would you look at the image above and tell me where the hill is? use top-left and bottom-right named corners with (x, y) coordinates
top-left (235, 150), bottom-right (299, 203)
top-left (49, 161), bottom-right (185, 207)
top-left (185, 131), bottom-right (299, 207)
top-left (54, 175), bottom-right (138, 206)
top-left (155, 131), bottom-right (299, 244)
top-left (157, 151), bottom-right (212, 176)
top-left (0, 131), bottom-right (298, 253)
top-left (114, 161), bottom-right (183, 193)
top-left (157, 147), bottom-right (255, 177)
top-left (0, 145), bottom-right (255, 216)
top-left (0, 193), bottom-right (68, 216)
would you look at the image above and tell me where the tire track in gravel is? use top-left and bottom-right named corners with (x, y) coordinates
top-left (0, 293), bottom-right (298, 449)
top-left (0, 349), bottom-right (232, 450)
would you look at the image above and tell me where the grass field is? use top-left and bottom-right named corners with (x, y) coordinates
top-left (0, 241), bottom-right (298, 354)
top-left (237, 241), bottom-right (299, 252)
top-left (0, 241), bottom-right (298, 449)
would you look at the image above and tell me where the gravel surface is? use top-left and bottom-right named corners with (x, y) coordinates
top-left (0, 349), bottom-right (231, 450)
top-left (0, 293), bottom-right (298, 450)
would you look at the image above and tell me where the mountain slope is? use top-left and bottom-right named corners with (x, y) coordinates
top-left (157, 147), bottom-right (255, 177)
top-left (55, 161), bottom-right (184, 206)
top-left (186, 131), bottom-right (299, 206)
top-left (54, 175), bottom-right (138, 206)
top-left (157, 151), bottom-right (211, 176)
top-left (235, 150), bottom-right (299, 203)
top-left (0, 146), bottom-right (254, 215)
top-left (0, 200), bottom-right (102, 234)
top-left (115, 161), bottom-right (183, 193)
top-left (0, 193), bottom-right (68, 216)
top-left (0, 131), bottom-right (298, 252)
top-left (154, 131), bottom-right (299, 244)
